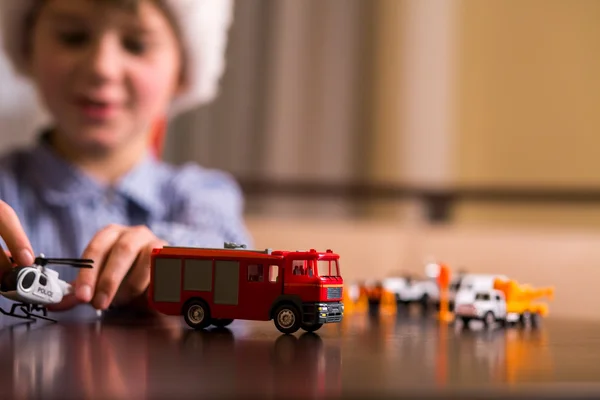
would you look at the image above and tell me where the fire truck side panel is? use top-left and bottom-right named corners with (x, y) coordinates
top-left (181, 253), bottom-right (287, 321)
top-left (183, 259), bottom-right (213, 293)
top-left (149, 256), bottom-right (187, 316)
top-left (150, 256), bottom-right (219, 316)
top-left (237, 260), bottom-right (284, 321)
top-left (213, 260), bottom-right (240, 306)
top-left (153, 257), bottom-right (181, 303)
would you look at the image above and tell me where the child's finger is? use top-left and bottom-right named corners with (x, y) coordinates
top-left (0, 248), bottom-right (13, 271)
top-left (0, 200), bottom-right (34, 268)
top-left (114, 239), bottom-right (166, 306)
top-left (93, 226), bottom-right (155, 310)
top-left (46, 292), bottom-right (80, 311)
top-left (76, 224), bottom-right (125, 303)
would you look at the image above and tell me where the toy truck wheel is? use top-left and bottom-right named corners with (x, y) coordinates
top-left (460, 317), bottom-right (472, 328)
top-left (531, 313), bottom-right (542, 329)
top-left (395, 294), bottom-right (408, 307)
top-left (212, 318), bottom-right (234, 328)
top-left (420, 294), bottom-right (430, 313)
top-left (483, 311), bottom-right (495, 328)
top-left (273, 304), bottom-right (301, 334)
top-left (183, 300), bottom-right (211, 330)
top-left (301, 322), bottom-right (323, 332)
top-left (519, 312), bottom-right (531, 328)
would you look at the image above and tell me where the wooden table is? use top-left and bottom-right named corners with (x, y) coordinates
top-left (0, 308), bottom-right (598, 399)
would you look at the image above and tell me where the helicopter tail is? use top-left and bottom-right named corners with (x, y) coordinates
top-left (59, 280), bottom-right (74, 296)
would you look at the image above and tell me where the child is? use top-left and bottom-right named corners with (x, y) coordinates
top-left (0, 0), bottom-right (251, 319)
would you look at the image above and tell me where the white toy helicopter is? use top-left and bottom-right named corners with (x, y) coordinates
top-left (0, 254), bottom-right (93, 322)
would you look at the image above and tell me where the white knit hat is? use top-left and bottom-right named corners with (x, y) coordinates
top-left (0, 0), bottom-right (234, 117)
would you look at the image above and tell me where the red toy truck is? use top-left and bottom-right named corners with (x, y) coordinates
top-left (147, 243), bottom-right (344, 334)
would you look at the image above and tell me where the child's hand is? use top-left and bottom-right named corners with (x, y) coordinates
top-left (73, 224), bottom-right (167, 310)
top-left (0, 200), bottom-right (35, 269)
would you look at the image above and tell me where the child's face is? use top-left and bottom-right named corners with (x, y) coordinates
top-left (27, 0), bottom-right (183, 154)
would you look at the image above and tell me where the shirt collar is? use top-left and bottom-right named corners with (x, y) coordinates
top-left (28, 132), bottom-right (166, 217)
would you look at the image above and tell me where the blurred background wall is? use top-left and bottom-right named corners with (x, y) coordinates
top-left (162, 0), bottom-right (600, 229)
top-left (454, 0), bottom-right (600, 227)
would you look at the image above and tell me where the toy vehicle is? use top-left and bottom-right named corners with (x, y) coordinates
top-left (147, 243), bottom-right (344, 334)
top-left (453, 273), bottom-right (509, 293)
top-left (452, 273), bottom-right (509, 309)
top-left (382, 275), bottom-right (467, 312)
top-left (0, 254), bottom-right (94, 322)
top-left (383, 275), bottom-right (439, 311)
top-left (383, 263), bottom-right (468, 312)
top-left (454, 278), bottom-right (554, 328)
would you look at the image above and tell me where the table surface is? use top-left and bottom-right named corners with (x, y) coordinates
top-left (0, 306), bottom-right (598, 399)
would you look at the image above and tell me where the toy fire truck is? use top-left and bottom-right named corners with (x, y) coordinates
top-left (147, 243), bottom-right (344, 334)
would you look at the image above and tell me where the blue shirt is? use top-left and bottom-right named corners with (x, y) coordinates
top-left (0, 132), bottom-right (252, 323)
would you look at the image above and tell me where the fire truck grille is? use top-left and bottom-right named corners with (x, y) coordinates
top-left (327, 287), bottom-right (342, 299)
top-left (327, 306), bottom-right (343, 322)
top-left (310, 302), bottom-right (343, 324)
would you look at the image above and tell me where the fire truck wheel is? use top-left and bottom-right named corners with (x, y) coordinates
top-left (273, 304), bottom-right (301, 334)
top-left (212, 318), bottom-right (234, 328)
top-left (183, 300), bottom-right (211, 329)
top-left (301, 322), bottom-right (323, 332)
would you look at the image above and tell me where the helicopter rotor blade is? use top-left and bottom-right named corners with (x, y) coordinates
top-left (38, 260), bottom-right (94, 269)
top-left (39, 259), bottom-right (94, 266)
top-left (54, 262), bottom-right (93, 269)
top-left (41, 258), bottom-right (94, 263)
top-left (9, 257), bottom-right (94, 268)
top-left (38, 261), bottom-right (94, 269)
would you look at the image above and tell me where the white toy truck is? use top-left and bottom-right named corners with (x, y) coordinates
top-left (383, 265), bottom-right (469, 313)
top-left (383, 275), bottom-right (440, 312)
top-left (454, 277), bottom-right (554, 329)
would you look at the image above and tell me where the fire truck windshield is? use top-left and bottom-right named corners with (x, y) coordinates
top-left (291, 258), bottom-right (341, 277)
top-left (317, 259), bottom-right (340, 277)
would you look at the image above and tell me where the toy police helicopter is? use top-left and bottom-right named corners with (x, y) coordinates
top-left (0, 254), bottom-right (93, 323)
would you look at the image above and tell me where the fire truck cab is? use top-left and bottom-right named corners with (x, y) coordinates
top-left (148, 243), bottom-right (344, 334)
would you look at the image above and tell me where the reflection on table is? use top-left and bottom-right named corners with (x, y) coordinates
top-left (0, 309), bottom-right (594, 399)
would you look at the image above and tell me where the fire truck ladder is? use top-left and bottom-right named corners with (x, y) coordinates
top-left (163, 243), bottom-right (273, 255)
